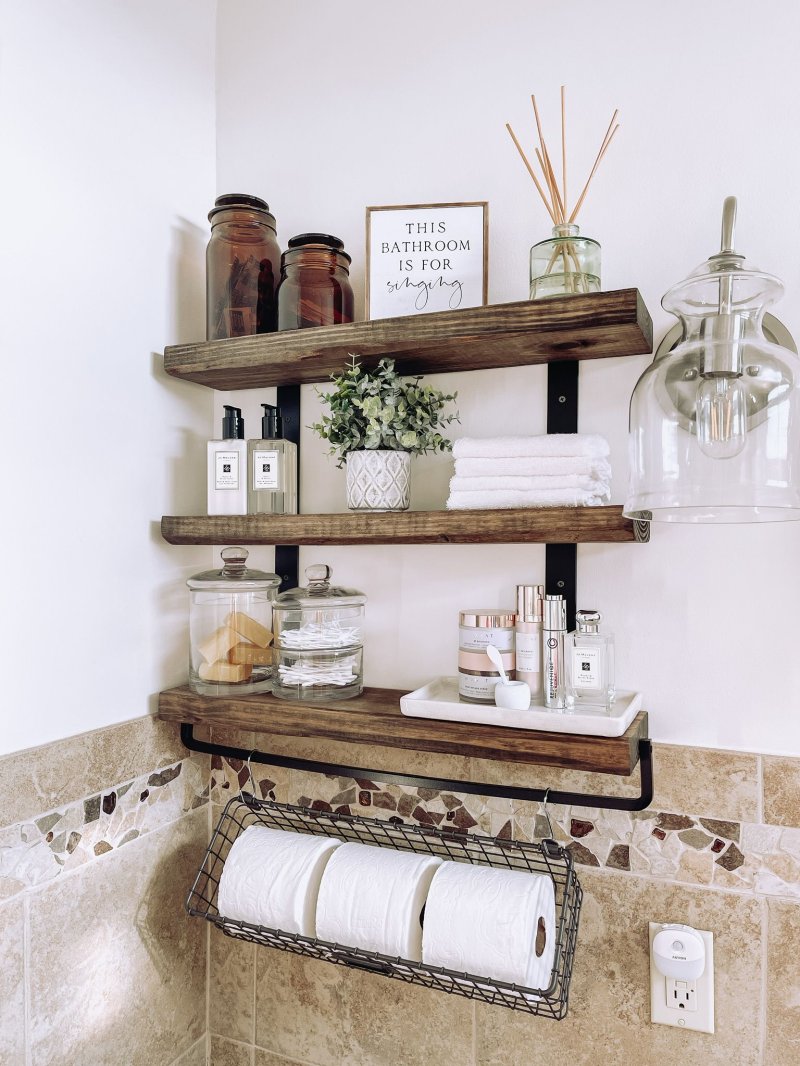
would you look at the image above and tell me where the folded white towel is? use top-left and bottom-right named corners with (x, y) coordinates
top-left (454, 456), bottom-right (611, 479)
top-left (452, 435), bottom-right (610, 460)
top-left (446, 488), bottom-right (610, 510)
top-left (449, 474), bottom-right (610, 493)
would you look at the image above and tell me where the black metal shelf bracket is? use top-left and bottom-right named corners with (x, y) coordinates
top-left (180, 722), bottom-right (653, 813)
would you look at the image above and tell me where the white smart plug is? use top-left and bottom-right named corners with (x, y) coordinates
top-left (651, 923), bottom-right (706, 981)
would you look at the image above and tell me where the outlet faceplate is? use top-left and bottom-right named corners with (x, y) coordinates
top-left (649, 923), bottom-right (714, 1034)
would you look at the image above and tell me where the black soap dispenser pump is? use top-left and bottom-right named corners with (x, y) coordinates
top-left (247, 402), bottom-right (298, 515)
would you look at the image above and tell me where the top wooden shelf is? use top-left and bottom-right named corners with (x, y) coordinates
top-left (164, 288), bottom-right (653, 390)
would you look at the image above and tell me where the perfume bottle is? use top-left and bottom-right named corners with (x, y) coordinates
top-left (247, 403), bottom-right (298, 515)
top-left (207, 405), bottom-right (247, 516)
top-left (515, 583), bottom-right (544, 699)
top-left (543, 594), bottom-right (566, 710)
top-left (565, 609), bottom-right (615, 711)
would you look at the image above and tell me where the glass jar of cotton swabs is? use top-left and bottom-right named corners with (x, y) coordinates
top-left (271, 564), bottom-right (366, 701)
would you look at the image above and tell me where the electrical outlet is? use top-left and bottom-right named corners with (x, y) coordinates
top-left (666, 977), bottom-right (697, 1012)
top-left (649, 923), bottom-right (714, 1034)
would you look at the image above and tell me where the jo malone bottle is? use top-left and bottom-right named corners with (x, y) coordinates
top-left (207, 405), bottom-right (247, 516)
top-left (565, 609), bottom-right (615, 712)
top-left (247, 403), bottom-right (298, 515)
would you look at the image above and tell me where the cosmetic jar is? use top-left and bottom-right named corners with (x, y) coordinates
top-left (271, 564), bottom-right (366, 701)
top-left (458, 610), bottom-right (516, 653)
top-left (457, 648), bottom-right (516, 704)
top-left (187, 547), bottom-right (280, 696)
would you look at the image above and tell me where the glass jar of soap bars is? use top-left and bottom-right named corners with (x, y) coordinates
top-left (271, 564), bottom-right (366, 701)
top-left (187, 546), bottom-right (281, 696)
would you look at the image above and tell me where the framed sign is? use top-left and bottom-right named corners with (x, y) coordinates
top-left (366, 202), bottom-right (488, 320)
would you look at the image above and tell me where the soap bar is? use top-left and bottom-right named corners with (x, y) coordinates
top-left (229, 642), bottom-right (272, 666)
top-left (198, 660), bottom-right (253, 683)
top-left (226, 610), bottom-right (272, 648)
top-left (198, 625), bottom-right (241, 664)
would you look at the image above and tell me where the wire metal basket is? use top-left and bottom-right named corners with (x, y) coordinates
top-left (188, 793), bottom-right (583, 1019)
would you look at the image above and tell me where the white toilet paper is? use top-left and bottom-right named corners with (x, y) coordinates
top-left (421, 861), bottom-right (557, 991)
top-left (315, 843), bottom-right (442, 962)
top-left (217, 826), bottom-right (341, 936)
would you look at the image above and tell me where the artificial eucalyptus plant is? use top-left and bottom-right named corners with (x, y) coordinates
top-left (311, 355), bottom-right (459, 468)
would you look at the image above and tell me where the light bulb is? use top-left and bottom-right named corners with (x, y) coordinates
top-left (695, 375), bottom-right (747, 458)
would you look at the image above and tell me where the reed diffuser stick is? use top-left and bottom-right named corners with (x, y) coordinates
top-left (568, 121), bottom-right (619, 224)
top-left (560, 85), bottom-right (567, 219)
top-left (505, 123), bottom-right (558, 224)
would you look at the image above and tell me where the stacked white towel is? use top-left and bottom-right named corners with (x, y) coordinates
top-left (447, 435), bottom-right (611, 510)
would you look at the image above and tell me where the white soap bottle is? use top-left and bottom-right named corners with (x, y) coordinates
top-left (207, 405), bottom-right (247, 515)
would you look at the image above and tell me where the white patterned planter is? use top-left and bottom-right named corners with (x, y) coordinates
top-left (345, 449), bottom-right (411, 511)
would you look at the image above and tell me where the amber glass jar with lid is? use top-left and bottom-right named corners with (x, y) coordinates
top-left (206, 194), bottom-right (281, 340)
top-left (276, 233), bottom-right (354, 330)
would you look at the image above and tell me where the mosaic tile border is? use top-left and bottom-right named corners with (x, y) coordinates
top-left (0, 757), bottom-right (208, 901)
top-left (209, 757), bottom-right (800, 901)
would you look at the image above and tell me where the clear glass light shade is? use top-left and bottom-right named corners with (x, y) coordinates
top-left (624, 205), bottom-right (800, 523)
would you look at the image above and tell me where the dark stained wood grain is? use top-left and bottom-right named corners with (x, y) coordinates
top-left (163, 289), bottom-right (653, 389)
top-left (157, 684), bottom-right (648, 776)
top-left (161, 506), bottom-right (637, 546)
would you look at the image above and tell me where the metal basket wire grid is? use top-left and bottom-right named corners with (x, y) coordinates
top-left (188, 793), bottom-right (583, 1020)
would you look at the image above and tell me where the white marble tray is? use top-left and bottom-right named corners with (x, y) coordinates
top-left (399, 677), bottom-right (642, 738)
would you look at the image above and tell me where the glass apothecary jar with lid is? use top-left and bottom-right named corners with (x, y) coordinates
top-left (276, 233), bottom-right (354, 330)
top-left (206, 194), bottom-right (282, 340)
top-left (272, 564), bottom-right (366, 701)
top-left (187, 547), bottom-right (280, 696)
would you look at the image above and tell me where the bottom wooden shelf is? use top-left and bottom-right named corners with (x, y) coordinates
top-left (157, 685), bottom-right (648, 777)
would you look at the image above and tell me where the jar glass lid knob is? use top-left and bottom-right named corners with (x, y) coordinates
top-left (220, 546), bottom-right (249, 578)
top-left (305, 563), bottom-right (332, 593)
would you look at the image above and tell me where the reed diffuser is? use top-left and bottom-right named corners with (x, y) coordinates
top-left (506, 89), bottom-right (619, 299)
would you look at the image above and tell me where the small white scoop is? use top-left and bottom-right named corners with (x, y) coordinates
top-left (485, 644), bottom-right (531, 711)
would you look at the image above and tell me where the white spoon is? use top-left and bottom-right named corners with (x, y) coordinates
top-left (485, 643), bottom-right (511, 684)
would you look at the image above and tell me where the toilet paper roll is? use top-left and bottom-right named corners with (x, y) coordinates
top-left (421, 861), bottom-right (557, 991)
top-left (217, 826), bottom-right (341, 936)
top-left (315, 843), bottom-right (442, 962)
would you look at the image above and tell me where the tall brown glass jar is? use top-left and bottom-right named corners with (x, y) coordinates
top-left (206, 194), bottom-right (281, 340)
top-left (276, 233), bottom-right (354, 330)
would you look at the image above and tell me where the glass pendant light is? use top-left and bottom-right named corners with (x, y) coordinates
top-left (624, 197), bottom-right (800, 523)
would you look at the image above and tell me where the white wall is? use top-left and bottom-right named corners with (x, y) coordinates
top-left (0, 0), bottom-right (217, 755)
top-left (216, 0), bottom-right (800, 755)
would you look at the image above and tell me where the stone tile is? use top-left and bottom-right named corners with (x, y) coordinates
top-left (0, 714), bottom-right (190, 829)
top-left (255, 949), bottom-right (474, 1066)
top-left (211, 1035), bottom-right (253, 1065)
top-left (475, 870), bottom-right (762, 1065)
top-left (28, 809), bottom-right (208, 1066)
top-left (173, 1036), bottom-right (209, 1065)
top-left (763, 756), bottom-right (800, 827)
top-left (765, 898), bottom-right (800, 1065)
top-left (0, 898), bottom-right (25, 1065)
top-left (209, 926), bottom-right (255, 1044)
top-left (254, 1050), bottom-right (303, 1066)
top-left (469, 743), bottom-right (759, 823)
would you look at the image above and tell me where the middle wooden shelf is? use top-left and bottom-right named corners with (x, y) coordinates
top-left (161, 504), bottom-right (643, 545)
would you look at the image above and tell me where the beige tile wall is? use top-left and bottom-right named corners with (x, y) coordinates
top-left (204, 729), bottom-right (800, 1066)
top-left (0, 715), bottom-right (210, 1066)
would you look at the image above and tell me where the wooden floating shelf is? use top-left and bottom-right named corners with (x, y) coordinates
top-left (163, 288), bottom-right (653, 390)
top-left (158, 685), bottom-right (648, 776)
top-left (161, 506), bottom-right (640, 546)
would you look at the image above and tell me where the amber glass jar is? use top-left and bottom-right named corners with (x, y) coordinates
top-left (276, 233), bottom-right (354, 330)
top-left (206, 194), bottom-right (281, 340)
